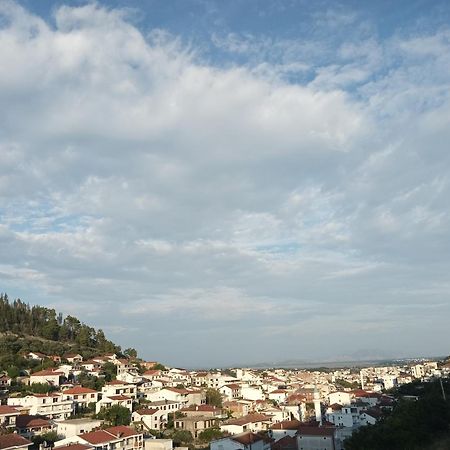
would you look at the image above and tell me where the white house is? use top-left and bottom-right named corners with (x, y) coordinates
top-left (269, 419), bottom-right (302, 442)
top-left (64, 387), bottom-right (99, 410)
top-left (95, 394), bottom-right (133, 414)
top-left (211, 432), bottom-right (271, 450)
top-left (0, 405), bottom-right (19, 430)
top-left (220, 414), bottom-right (272, 435)
top-left (132, 408), bottom-right (168, 431)
top-left (30, 370), bottom-right (64, 386)
top-left (297, 426), bottom-right (336, 450)
top-left (268, 390), bottom-right (288, 404)
top-left (56, 418), bottom-right (103, 438)
top-left (327, 391), bottom-right (351, 406)
top-left (102, 380), bottom-right (137, 400)
top-left (8, 393), bottom-right (74, 420)
top-left (220, 384), bottom-right (241, 401)
top-left (240, 386), bottom-right (264, 401)
top-left (54, 425), bottom-right (143, 450)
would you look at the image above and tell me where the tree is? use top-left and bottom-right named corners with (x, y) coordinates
top-left (171, 430), bottom-right (193, 445)
top-left (102, 362), bottom-right (117, 381)
top-left (198, 427), bottom-right (224, 443)
top-left (124, 348), bottom-right (138, 359)
top-left (206, 388), bottom-right (223, 407)
top-left (97, 405), bottom-right (131, 426)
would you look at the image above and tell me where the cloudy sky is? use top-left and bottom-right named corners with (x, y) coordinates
top-left (1, 0), bottom-right (450, 367)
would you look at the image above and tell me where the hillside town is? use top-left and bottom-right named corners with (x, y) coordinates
top-left (1, 352), bottom-right (449, 450)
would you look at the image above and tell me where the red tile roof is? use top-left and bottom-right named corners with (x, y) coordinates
top-left (106, 395), bottom-right (131, 401)
top-left (271, 420), bottom-right (302, 430)
top-left (135, 408), bottom-right (158, 416)
top-left (79, 426), bottom-right (140, 445)
top-left (0, 406), bottom-right (19, 415)
top-left (56, 445), bottom-right (92, 450)
top-left (16, 415), bottom-right (52, 429)
top-left (297, 426), bottom-right (335, 437)
top-left (225, 413), bottom-right (271, 426)
top-left (31, 370), bottom-right (63, 376)
top-left (231, 432), bottom-right (265, 445)
top-left (64, 387), bottom-right (98, 395)
top-left (0, 434), bottom-right (32, 450)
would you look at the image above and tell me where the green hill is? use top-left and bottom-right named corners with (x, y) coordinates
top-left (0, 293), bottom-right (121, 374)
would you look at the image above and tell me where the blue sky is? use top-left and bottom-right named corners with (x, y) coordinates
top-left (1, 0), bottom-right (450, 367)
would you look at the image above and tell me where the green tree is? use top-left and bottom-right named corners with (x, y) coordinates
top-left (124, 348), bottom-right (138, 359)
top-left (171, 430), bottom-right (193, 445)
top-left (97, 405), bottom-right (131, 426)
top-left (102, 362), bottom-right (117, 381)
top-left (206, 388), bottom-right (223, 407)
top-left (198, 427), bottom-right (224, 443)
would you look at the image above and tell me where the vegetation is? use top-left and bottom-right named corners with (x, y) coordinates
top-left (0, 293), bottom-right (121, 373)
top-left (170, 430), bottom-right (194, 445)
top-left (198, 427), bottom-right (225, 443)
top-left (31, 431), bottom-right (61, 448)
top-left (335, 378), bottom-right (359, 389)
top-left (97, 405), bottom-right (131, 426)
top-left (344, 379), bottom-right (450, 450)
top-left (205, 388), bottom-right (223, 407)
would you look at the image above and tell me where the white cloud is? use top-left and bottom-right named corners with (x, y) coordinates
top-left (1, 1), bottom-right (450, 365)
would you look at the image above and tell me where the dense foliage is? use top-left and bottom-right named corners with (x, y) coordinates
top-left (97, 405), bottom-right (131, 426)
top-left (0, 293), bottom-right (121, 373)
top-left (345, 379), bottom-right (450, 450)
top-left (205, 388), bottom-right (223, 407)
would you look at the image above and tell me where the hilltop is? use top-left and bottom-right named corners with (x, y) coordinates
top-left (0, 293), bottom-right (123, 374)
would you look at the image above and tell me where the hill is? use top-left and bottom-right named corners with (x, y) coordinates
top-left (0, 293), bottom-right (122, 374)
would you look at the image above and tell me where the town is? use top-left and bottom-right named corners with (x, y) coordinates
top-left (1, 351), bottom-right (449, 450)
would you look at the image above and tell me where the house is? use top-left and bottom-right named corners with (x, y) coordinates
top-left (261, 407), bottom-right (289, 424)
top-left (174, 416), bottom-right (218, 439)
top-left (297, 426), bottom-right (337, 450)
top-left (54, 425), bottom-right (144, 450)
top-left (25, 352), bottom-right (47, 361)
top-left (95, 394), bottom-right (133, 414)
top-left (328, 391), bottom-right (351, 406)
top-left (64, 354), bottom-right (83, 364)
top-left (223, 401), bottom-right (250, 418)
top-left (0, 406), bottom-right (19, 429)
top-left (0, 375), bottom-right (12, 388)
top-left (268, 390), bottom-right (288, 404)
top-left (145, 401), bottom-right (182, 413)
top-left (179, 404), bottom-right (225, 419)
top-left (101, 380), bottom-right (137, 399)
top-left (240, 386), bottom-right (264, 401)
top-left (56, 418), bottom-right (103, 438)
top-left (220, 384), bottom-right (241, 401)
top-left (211, 432), bottom-right (271, 450)
top-left (144, 439), bottom-right (172, 450)
top-left (30, 369), bottom-right (64, 386)
top-left (132, 408), bottom-right (167, 431)
top-left (270, 420), bottom-right (302, 442)
top-left (64, 387), bottom-right (99, 410)
top-left (142, 370), bottom-right (162, 381)
top-left (8, 393), bottom-right (74, 420)
top-left (220, 414), bottom-right (272, 435)
top-left (0, 434), bottom-right (33, 450)
top-left (16, 415), bottom-right (54, 439)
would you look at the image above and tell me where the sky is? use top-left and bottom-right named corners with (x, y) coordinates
top-left (1, 0), bottom-right (450, 368)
